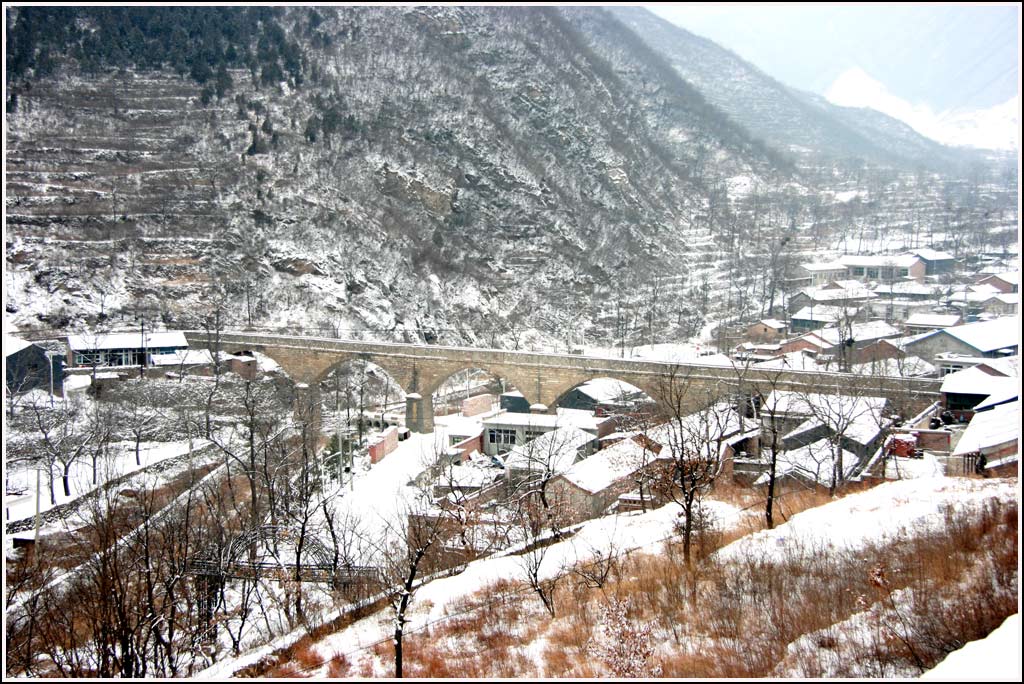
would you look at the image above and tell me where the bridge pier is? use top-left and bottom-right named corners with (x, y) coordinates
top-left (405, 393), bottom-right (435, 434)
top-left (293, 383), bottom-right (322, 438)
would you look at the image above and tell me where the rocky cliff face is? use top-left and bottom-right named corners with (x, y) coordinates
top-left (5, 6), bottom-right (1015, 348)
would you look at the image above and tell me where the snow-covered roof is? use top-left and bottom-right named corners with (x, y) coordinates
top-left (759, 318), bottom-right (787, 329)
top-left (905, 313), bottom-right (961, 328)
top-left (573, 378), bottom-right (644, 403)
top-left (755, 351), bottom-right (821, 372)
top-left (801, 261), bottom-right (846, 272)
top-left (503, 426), bottom-right (596, 472)
top-left (940, 365), bottom-right (1018, 397)
top-left (983, 293), bottom-right (1019, 305)
top-left (67, 331), bottom-right (188, 351)
top-left (976, 355), bottom-right (1020, 377)
top-left (978, 270), bottom-right (1020, 286)
top-left (930, 318), bottom-right (1020, 355)
top-left (848, 356), bottom-right (936, 378)
top-left (501, 390), bottom-right (525, 398)
top-left (764, 391), bottom-right (888, 428)
top-left (435, 463), bottom-right (503, 490)
top-left (560, 437), bottom-right (665, 494)
top-left (149, 349), bottom-right (217, 367)
top-left (4, 336), bottom-right (34, 357)
top-left (910, 248), bottom-right (955, 262)
top-left (871, 281), bottom-right (938, 296)
top-left (783, 408), bottom-right (882, 447)
top-left (434, 414), bottom-right (486, 440)
top-left (798, 285), bottom-right (877, 303)
top-left (756, 438), bottom-right (860, 488)
top-left (973, 385), bottom-right (1019, 412)
top-left (791, 305), bottom-right (860, 322)
top-left (952, 400), bottom-right (1020, 457)
top-left (839, 254), bottom-right (922, 268)
top-left (787, 331), bottom-right (830, 349)
top-left (816, 320), bottom-right (900, 346)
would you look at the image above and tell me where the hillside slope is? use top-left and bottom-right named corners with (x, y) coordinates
top-left (607, 6), bottom-right (976, 170)
top-left (5, 6), bottom-right (788, 344)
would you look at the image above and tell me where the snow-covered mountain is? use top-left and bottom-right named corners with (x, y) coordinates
top-left (4, 6), bottom-right (1016, 346)
top-left (607, 7), bottom-right (987, 169)
top-left (826, 67), bottom-right (1020, 152)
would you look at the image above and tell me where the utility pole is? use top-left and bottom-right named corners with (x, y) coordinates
top-left (139, 317), bottom-right (146, 379)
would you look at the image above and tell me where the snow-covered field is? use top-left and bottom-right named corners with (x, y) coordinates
top-left (4, 437), bottom-right (209, 530)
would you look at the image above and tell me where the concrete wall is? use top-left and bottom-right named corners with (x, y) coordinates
top-left (461, 393), bottom-right (494, 417)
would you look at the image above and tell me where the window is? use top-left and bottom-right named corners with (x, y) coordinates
top-left (487, 428), bottom-right (517, 448)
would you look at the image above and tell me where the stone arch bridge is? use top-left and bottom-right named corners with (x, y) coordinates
top-left (184, 332), bottom-right (942, 433)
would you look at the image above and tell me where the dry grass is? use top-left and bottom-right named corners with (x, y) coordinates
top-left (291, 643), bottom-right (323, 671)
top-left (253, 481), bottom-right (1016, 679)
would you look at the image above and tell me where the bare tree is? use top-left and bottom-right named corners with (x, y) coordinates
top-left (28, 393), bottom-right (95, 502)
top-left (365, 488), bottom-right (451, 678)
top-left (648, 367), bottom-right (730, 567)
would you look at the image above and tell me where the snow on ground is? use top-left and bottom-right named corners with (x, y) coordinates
top-left (884, 452), bottom-right (945, 479)
top-left (4, 439), bottom-right (210, 529)
top-left (307, 499), bottom-right (743, 674)
top-left (195, 466), bottom-right (1020, 678)
top-left (331, 431), bottom-right (449, 555)
top-left (921, 613), bottom-right (1021, 681)
top-left (716, 477), bottom-right (1016, 564)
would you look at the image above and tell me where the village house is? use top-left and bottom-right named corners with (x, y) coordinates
top-left (939, 355), bottom-right (1019, 421)
top-left (502, 425), bottom-right (598, 488)
top-left (761, 390), bottom-right (890, 454)
top-left (792, 260), bottom-right (848, 288)
top-left (951, 399), bottom-right (1019, 478)
top-left (902, 317), bottom-right (1019, 364)
top-left (759, 439), bottom-right (862, 492)
top-left (733, 341), bottom-right (784, 363)
top-left (909, 248), bottom-right (957, 276)
top-left (838, 254), bottom-right (927, 283)
top-left (5, 336), bottom-right (64, 398)
top-left (66, 331), bottom-right (189, 369)
top-left (557, 378), bottom-right (651, 416)
top-left (745, 318), bottom-right (788, 343)
top-left (544, 434), bottom-right (672, 523)
top-left (789, 305), bottom-right (861, 333)
top-left (904, 313), bottom-right (963, 335)
top-left (817, 319), bottom-right (901, 350)
top-left (974, 270), bottom-right (1019, 294)
top-left (480, 408), bottom-right (614, 456)
top-left (979, 293), bottom-right (1019, 317)
top-left (779, 331), bottom-right (832, 356)
top-left (787, 280), bottom-right (878, 315)
top-left (545, 406), bottom-right (760, 525)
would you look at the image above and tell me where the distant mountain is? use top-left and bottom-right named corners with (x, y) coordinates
top-left (606, 7), bottom-right (975, 170)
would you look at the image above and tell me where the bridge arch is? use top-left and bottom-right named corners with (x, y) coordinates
top-left (549, 376), bottom-right (656, 416)
top-left (542, 372), bottom-right (663, 415)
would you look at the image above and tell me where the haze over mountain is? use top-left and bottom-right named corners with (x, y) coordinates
top-left (648, 4), bottom-right (1021, 152)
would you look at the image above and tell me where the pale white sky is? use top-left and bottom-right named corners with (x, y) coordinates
top-left (646, 3), bottom-right (1021, 150)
